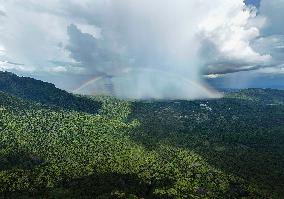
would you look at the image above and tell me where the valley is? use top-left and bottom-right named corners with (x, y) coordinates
top-left (0, 72), bottom-right (283, 198)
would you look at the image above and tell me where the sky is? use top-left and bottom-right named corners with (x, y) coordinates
top-left (245, 0), bottom-right (261, 8)
top-left (0, 0), bottom-right (283, 99)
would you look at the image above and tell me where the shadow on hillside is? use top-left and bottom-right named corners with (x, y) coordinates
top-left (0, 150), bottom-right (44, 171)
top-left (127, 100), bottom-right (284, 197)
top-left (2, 171), bottom-right (172, 199)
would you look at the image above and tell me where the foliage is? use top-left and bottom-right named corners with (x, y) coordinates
top-left (0, 71), bottom-right (101, 114)
top-left (226, 88), bottom-right (284, 105)
top-left (129, 90), bottom-right (284, 198)
top-left (0, 73), bottom-right (283, 198)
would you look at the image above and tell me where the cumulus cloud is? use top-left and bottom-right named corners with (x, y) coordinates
top-left (66, 24), bottom-right (129, 75)
top-left (199, 3), bottom-right (272, 75)
top-left (0, 60), bottom-right (35, 72)
top-left (0, 0), bottom-right (72, 71)
top-left (65, 0), bottom-right (269, 76)
top-left (253, 35), bottom-right (284, 63)
top-left (0, 0), bottom-right (283, 98)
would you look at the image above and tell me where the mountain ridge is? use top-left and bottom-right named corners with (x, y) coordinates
top-left (0, 71), bottom-right (283, 198)
top-left (0, 71), bottom-right (101, 114)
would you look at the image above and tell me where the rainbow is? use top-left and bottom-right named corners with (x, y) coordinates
top-left (72, 68), bottom-right (221, 98)
top-left (73, 76), bottom-right (105, 93)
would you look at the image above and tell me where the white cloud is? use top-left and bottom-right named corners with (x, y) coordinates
top-left (47, 66), bottom-right (68, 73)
top-left (0, 60), bottom-right (35, 72)
top-left (0, 0), bottom-right (73, 70)
top-left (46, 65), bottom-right (85, 74)
top-left (0, 0), bottom-right (283, 98)
top-left (76, 24), bottom-right (101, 38)
top-left (204, 74), bottom-right (224, 79)
top-left (199, 2), bottom-right (271, 68)
top-left (0, 0), bottom-right (272, 74)
top-left (249, 0), bottom-right (284, 71)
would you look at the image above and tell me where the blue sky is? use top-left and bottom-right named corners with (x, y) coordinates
top-left (0, 0), bottom-right (283, 98)
top-left (245, 0), bottom-right (261, 7)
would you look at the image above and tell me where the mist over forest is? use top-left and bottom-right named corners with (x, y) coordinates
top-left (0, 0), bottom-right (284, 198)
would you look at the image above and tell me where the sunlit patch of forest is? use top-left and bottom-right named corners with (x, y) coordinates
top-left (0, 72), bottom-right (284, 198)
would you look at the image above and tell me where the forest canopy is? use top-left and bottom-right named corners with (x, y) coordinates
top-left (0, 72), bottom-right (283, 198)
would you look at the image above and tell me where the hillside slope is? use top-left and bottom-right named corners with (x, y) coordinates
top-left (226, 88), bottom-right (284, 105)
top-left (0, 71), bottom-right (101, 114)
top-left (0, 73), bottom-right (283, 198)
top-left (0, 91), bottom-right (264, 198)
top-left (129, 90), bottom-right (284, 197)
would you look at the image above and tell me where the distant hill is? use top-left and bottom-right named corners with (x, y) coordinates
top-left (0, 71), bottom-right (101, 114)
top-left (0, 71), bottom-right (284, 198)
top-left (226, 88), bottom-right (284, 105)
top-left (129, 88), bottom-right (284, 197)
top-left (1, 88), bottom-right (256, 198)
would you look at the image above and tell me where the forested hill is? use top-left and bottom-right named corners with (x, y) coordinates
top-left (226, 88), bottom-right (284, 105)
top-left (0, 71), bottom-right (101, 114)
top-left (1, 90), bottom-right (255, 198)
top-left (0, 72), bottom-right (284, 198)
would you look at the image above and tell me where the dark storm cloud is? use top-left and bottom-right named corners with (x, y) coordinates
top-left (1, 0), bottom-right (284, 98)
top-left (66, 24), bottom-right (128, 75)
top-left (200, 38), bottom-right (271, 75)
top-left (204, 63), bottom-right (261, 75)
